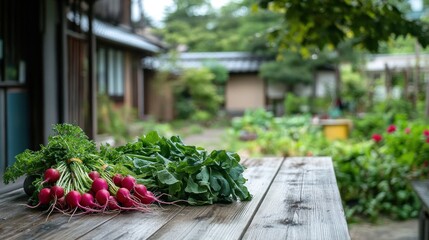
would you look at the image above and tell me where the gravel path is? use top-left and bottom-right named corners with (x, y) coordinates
top-left (182, 128), bottom-right (228, 151)
top-left (349, 219), bottom-right (418, 240)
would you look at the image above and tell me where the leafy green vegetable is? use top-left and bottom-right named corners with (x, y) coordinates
top-left (4, 124), bottom-right (251, 206)
top-left (4, 124), bottom-right (98, 184)
top-left (102, 131), bottom-right (252, 205)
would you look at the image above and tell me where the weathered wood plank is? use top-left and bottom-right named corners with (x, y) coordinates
top-left (8, 213), bottom-right (118, 240)
top-left (412, 180), bottom-right (429, 211)
top-left (146, 157), bottom-right (284, 240)
top-left (78, 206), bottom-right (185, 240)
top-left (0, 188), bottom-right (26, 205)
top-left (0, 194), bottom-right (118, 240)
top-left (242, 157), bottom-right (350, 240)
top-left (0, 191), bottom-right (118, 240)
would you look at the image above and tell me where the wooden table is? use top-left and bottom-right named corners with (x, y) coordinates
top-left (0, 157), bottom-right (350, 240)
top-left (412, 180), bottom-right (429, 240)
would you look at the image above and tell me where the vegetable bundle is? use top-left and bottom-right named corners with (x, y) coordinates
top-left (101, 131), bottom-right (252, 205)
top-left (3, 123), bottom-right (251, 214)
top-left (4, 124), bottom-right (168, 214)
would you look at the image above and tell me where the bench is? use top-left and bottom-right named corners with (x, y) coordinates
top-left (0, 157), bottom-right (350, 239)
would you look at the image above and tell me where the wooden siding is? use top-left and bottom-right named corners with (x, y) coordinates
top-left (67, 36), bottom-right (91, 134)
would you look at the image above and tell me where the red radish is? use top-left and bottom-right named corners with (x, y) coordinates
top-left (116, 188), bottom-right (132, 204)
top-left (95, 189), bottom-right (110, 206)
top-left (121, 176), bottom-right (136, 191)
top-left (122, 199), bottom-right (134, 208)
top-left (80, 193), bottom-right (97, 208)
top-left (56, 196), bottom-right (66, 209)
top-left (112, 174), bottom-right (123, 187)
top-left (139, 191), bottom-right (156, 204)
top-left (91, 178), bottom-right (108, 193)
top-left (134, 184), bottom-right (148, 198)
top-left (88, 171), bottom-right (100, 180)
top-left (38, 188), bottom-right (52, 205)
top-left (66, 191), bottom-right (82, 208)
top-left (107, 196), bottom-right (120, 210)
top-left (43, 168), bottom-right (60, 183)
top-left (50, 186), bottom-right (65, 199)
top-left (25, 188), bottom-right (51, 209)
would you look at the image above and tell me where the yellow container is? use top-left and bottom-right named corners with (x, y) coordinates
top-left (319, 119), bottom-right (352, 141)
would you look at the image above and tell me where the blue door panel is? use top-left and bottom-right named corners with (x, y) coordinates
top-left (6, 90), bottom-right (29, 168)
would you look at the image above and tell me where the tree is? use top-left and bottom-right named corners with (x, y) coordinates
top-left (156, 0), bottom-right (281, 52)
top-left (257, 0), bottom-right (429, 53)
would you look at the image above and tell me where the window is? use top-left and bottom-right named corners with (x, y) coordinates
top-left (97, 46), bottom-right (124, 99)
top-left (97, 48), bottom-right (106, 93)
top-left (0, 1), bottom-right (27, 83)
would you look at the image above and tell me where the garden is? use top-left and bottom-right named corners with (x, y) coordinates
top-left (227, 104), bottom-right (429, 222)
top-left (86, 0), bottom-right (429, 236)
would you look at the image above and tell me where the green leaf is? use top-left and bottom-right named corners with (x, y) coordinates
top-left (210, 171), bottom-right (231, 197)
top-left (145, 131), bottom-right (161, 144)
top-left (157, 169), bottom-right (179, 185)
top-left (185, 177), bottom-right (208, 194)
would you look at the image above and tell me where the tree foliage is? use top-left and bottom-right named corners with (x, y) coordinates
top-left (156, 0), bottom-right (281, 52)
top-left (259, 53), bottom-right (313, 85)
top-left (257, 0), bottom-right (429, 53)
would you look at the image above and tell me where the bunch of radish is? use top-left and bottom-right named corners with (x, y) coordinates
top-left (29, 158), bottom-right (163, 216)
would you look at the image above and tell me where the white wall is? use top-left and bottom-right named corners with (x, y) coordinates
top-left (315, 71), bottom-right (336, 98)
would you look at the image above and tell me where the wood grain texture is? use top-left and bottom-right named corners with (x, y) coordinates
top-left (79, 206), bottom-right (185, 240)
top-left (0, 188), bottom-right (26, 205)
top-left (146, 157), bottom-right (284, 240)
top-left (242, 157), bottom-right (350, 240)
top-left (9, 213), bottom-right (117, 240)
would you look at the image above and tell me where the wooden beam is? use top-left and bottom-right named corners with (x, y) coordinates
top-left (88, 0), bottom-right (96, 139)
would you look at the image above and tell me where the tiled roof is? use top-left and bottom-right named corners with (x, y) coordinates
top-left (144, 52), bottom-right (272, 73)
top-left (68, 13), bottom-right (162, 53)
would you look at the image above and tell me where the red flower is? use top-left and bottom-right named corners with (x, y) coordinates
top-left (372, 134), bottom-right (382, 143)
top-left (405, 128), bottom-right (410, 134)
top-left (424, 129), bottom-right (429, 137)
top-left (426, 138), bottom-right (429, 143)
top-left (387, 125), bottom-right (396, 133)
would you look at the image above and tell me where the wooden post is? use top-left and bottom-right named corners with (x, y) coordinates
top-left (335, 64), bottom-right (341, 101)
top-left (58, 0), bottom-right (68, 124)
top-left (414, 40), bottom-right (420, 109)
top-left (385, 64), bottom-right (392, 100)
top-left (310, 70), bottom-right (317, 113)
top-left (403, 69), bottom-right (409, 100)
top-left (366, 73), bottom-right (374, 110)
top-left (424, 73), bottom-right (429, 120)
top-left (88, 0), bottom-right (96, 139)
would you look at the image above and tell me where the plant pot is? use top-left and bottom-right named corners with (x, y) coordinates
top-left (319, 119), bottom-right (352, 141)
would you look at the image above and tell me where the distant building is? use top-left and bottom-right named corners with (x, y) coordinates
top-left (144, 52), bottom-right (272, 119)
top-left (365, 53), bottom-right (429, 101)
top-left (144, 52), bottom-right (336, 119)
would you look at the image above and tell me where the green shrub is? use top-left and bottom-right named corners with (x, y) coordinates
top-left (284, 93), bottom-right (309, 115)
top-left (227, 109), bottom-right (429, 222)
top-left (97, 94), bottom-right (132, 142)
top-left (174, 67), bottom-right (223, 120)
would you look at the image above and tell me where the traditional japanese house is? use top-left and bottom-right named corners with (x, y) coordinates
top-left (0, 0), bottom-right (164, 192)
